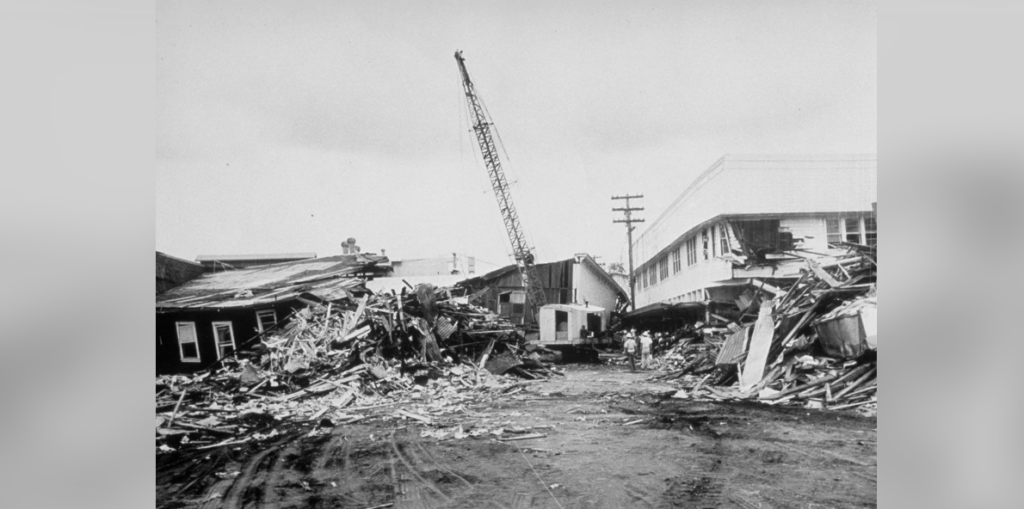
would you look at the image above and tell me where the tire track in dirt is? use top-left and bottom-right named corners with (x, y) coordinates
top-left (622, 481), bottom-right (656, 508)
top-left (410, 441), bottom-right (475, 491)
top-left (390, 434), bottom-right (450, 509)
top-left (219, 442), bottom-right (286, 509)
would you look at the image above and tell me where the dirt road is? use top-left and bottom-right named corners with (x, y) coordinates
top-left (158, 364), bottom-right (876, 509)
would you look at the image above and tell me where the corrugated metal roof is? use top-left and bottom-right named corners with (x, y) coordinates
top-left (195, 252), bottom-right (317, 262)
top-left (156, 253), bottom-right (385, 311)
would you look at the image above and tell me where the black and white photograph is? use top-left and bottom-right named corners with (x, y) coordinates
top-left (155, 1), bottom-right (877, 507)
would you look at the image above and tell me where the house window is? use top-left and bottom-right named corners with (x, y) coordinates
top-left (826, 218), bottom-right (843, 246)
top-left (671, 247), bottom-right (681, 273)
top-left (176, 321), bottom-right (200, 363)
top-left (845, 218), bottom-right (862, 244)
top-left (255, 309), bottom-right (277, 334)
top-left (719, 224), bottom-right (730, 254)
top-left (211, 321), bottom-right (236, 360)
top-left (659, 257), bottom-right (669, 280)
top-left (864, 217), bottom-right (877, 246)
top-left (686, 237), bottom-right (697, 266)
top-left (702, 229), bottom-right (710, 260)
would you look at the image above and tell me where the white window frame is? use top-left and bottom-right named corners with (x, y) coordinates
top-left (176, 321), bottom-right (201, 363)
top-left (255, 309), bottom-right (277, 333)
top-left (211, 321), bottom-right (236, 360)
top-left (826, 216), bottom-right (872, 246)
top-left (686, 237), bottom-right (697, 266)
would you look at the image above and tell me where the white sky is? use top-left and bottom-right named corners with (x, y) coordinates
top-left (156, 0), bottom-right (876, 269)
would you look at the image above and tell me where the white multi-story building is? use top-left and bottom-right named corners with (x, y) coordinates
top-left (631, 154), bottom-right (877, 311)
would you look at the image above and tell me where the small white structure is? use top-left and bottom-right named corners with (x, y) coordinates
top-left (538, 304), bottom-right (609, 346)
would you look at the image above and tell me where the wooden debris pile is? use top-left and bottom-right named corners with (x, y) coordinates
top-left (651, 247), bottom-right (878, 415)
top-left (155, 284), bottom-right (563, 453)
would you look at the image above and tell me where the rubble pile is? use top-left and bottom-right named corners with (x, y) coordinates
top-left (651, 247), bottom-right (878, 415)
top-left (155, 284), bottom-right (562, 453)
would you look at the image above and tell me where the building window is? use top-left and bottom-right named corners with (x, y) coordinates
top-left (826, 218), bottom-right (843, 246)
top-left (686, 237), bottom-right (697, 266)
top-left (845, 218), bottom-right (862, 244)
top-left (659, 257), bottom-right (669, 280)
top-left (702, 229), bottom-right (710, 260)
top-left (255, 309), bottom-right (277, 334)
top-left (176, 322), bottom-right (200, 363)
top-left (499, 291), bottom-right (526, 315)
top-left (864, 217), bottom-right (876, 246)
top-left (719, 224), bottom-right (730, 254)
top-left (671, 247), bottom-right (681, 273)
top-left (510, 291), bottom-right (525, 315)
top-left (211, 321), bottom-right (236, 360)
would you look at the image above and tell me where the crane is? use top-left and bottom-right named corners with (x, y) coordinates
top-left (454, 50), bottom-right (547, 326)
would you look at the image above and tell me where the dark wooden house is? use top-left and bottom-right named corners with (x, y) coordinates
top-left (155, 253), bottom-right (387, 374)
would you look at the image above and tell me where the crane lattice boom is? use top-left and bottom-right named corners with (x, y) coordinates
top-left (454, 50), bottom-right (547, 324)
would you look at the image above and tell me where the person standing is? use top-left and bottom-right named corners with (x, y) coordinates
top-left (623, 331), bottom-right (637, 372)
top-left (640, 331), bottom-right (653, 369)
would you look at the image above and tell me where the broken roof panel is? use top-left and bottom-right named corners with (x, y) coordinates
top-left (156, 253), bottom-right (385, 311)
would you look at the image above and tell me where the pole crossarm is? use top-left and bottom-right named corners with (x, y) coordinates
top-left (611, 193), bottom-right (644, 312)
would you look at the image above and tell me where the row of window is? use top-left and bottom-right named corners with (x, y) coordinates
top-left (173, 309), bottom-right (277, 363)
top-left (827, 216), bottom-right (877, 247)
top-left (638, 224), bottom-right (728, 290)
top-left (635, 216), bottom-right (877, 292)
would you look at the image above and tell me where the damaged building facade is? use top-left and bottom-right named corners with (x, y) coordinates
top-left (155, 253), bottom-right (388, 374)
top-left (629, 154), bottom-right (877, 324)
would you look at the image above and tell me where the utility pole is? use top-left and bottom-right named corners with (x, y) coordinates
top-left (612, 194), bottom-right (644, 311)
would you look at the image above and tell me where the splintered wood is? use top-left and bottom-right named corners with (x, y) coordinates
top-left (644, 246), bottom-right (877, 414)
top-left (155, 283), bottom-right (565, 454)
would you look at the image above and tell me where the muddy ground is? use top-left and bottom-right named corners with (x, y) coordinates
top-left (157, 363), bottom-right (876, 509)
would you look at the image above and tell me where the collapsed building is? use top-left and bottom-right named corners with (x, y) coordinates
top-left (626, 154), bottom-right (877, 331)
top-left (155, 253), bottom-right (389, 374)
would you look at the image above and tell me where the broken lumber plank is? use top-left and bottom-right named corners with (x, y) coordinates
top-left (841, 383), bottom-right (877, 400)
top-left (761, 372), bottom-right (843, 400)
top-left (806, 259), bottom-right (842, 288)
top-left (739, 301), bottom-right (775, 392)
top-left (750, 279), bottom-right (784, 295)
top-left (829, 397), bottom-right (876, 411)
top-left (196, 437), bottom-right (252, 450)
top-left (166, 389), bottom-right (187, 428)
top-left (498, 433), bottom-right (547, 442)
top-left (396, 409), bottom-right (432, 423)
top-left (831, 366), bottom-right (876, 401)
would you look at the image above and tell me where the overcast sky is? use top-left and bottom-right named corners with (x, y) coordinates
top-left (156, 0), bottom-right (876, 270)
